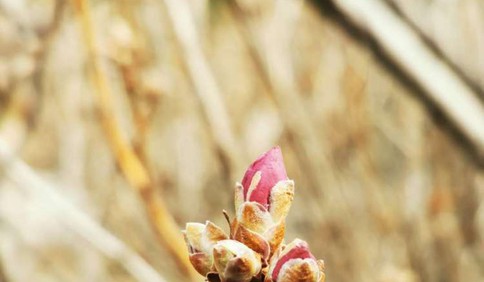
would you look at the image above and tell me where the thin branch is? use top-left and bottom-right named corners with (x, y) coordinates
top-left (70, 0), bottom-right (200, 280)
top-left (0, 95), bottom-right (31, 153)
top-left (160, 0), bottom-right (246, 174)
top-left (0, 259), bottom-right (8, 282)
top-left (331, 0), bottom-right (484, 158)
top-left (115, 0), bottom-right (160, 164)
top-left (0, 139), bottom-right (166, 282)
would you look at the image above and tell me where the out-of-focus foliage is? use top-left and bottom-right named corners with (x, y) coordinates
top-left (0, 0), bottom-right (483, 281)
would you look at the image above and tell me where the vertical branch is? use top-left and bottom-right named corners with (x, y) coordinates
top-left (115, 0), bottom-right (157, 163)
top-left (0, 259), bottom-right (8, 282)
top-left (70, 0), bottom-right (200, 280)
top-left (160, 0), bottom-right (246, 176)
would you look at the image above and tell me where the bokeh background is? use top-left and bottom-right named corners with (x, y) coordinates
top-left (0, 0), bottom-right (483, 281)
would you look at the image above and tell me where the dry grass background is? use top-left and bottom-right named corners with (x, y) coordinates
top-left (0, 0), bottom-right (483, 281)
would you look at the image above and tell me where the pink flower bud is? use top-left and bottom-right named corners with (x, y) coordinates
top-left (241, 147), bottom-right (288, 209)
top-left (233, 147), bottom-right (295, 260)
top-left (266, 239), bottom-right (325, 282)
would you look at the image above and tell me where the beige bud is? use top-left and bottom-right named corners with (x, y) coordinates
top-left (233, 180), bottom-right (294, 259)
top-left (182, 221), bottom-right (228, 276)
top-left (213, 240), bottom-right (262, 282)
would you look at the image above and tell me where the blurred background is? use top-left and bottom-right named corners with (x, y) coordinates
top-left (0, 0), bottom-right (483, 281)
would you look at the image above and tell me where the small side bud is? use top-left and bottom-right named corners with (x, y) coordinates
top-left (213, 240), bottom-right (262, 282)
top-left (182, 221), bottom-right (228, 276)
top-left (266, 239), bottom-right (325, 282)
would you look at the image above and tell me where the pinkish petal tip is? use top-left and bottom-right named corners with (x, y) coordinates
top-left (271, 239), bottom-right (316, 281)
top-left (241, 146), bottom-right (288, 208)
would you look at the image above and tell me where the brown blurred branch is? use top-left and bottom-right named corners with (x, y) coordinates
top-left (115, 0), bottom-right (159, 164)
top-left (0, 1), bottom-right (65, 146)
top-left (160, 0), bottom-right (246, 175)
top-left (71, 0), bottom-right (199, 280)
top-left (0, 139), bottom-right (167, 282)
top-left (0, 94), bottom-right (32, 152)
top-left (0, 259), bottom-right (8, 282)
top-left (329, 0), bottom-right (484, 158)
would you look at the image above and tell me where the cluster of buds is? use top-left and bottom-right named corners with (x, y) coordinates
top-left (183, 147), bottom-right (325, 282)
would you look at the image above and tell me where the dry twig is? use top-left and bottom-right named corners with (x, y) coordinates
top-left (71, 0), bottom-right (199, 280)
top-left (0, 139), bottom-right (167, 282)
top-left (0, 259), bottom-right (7, 282)
top-left (161, 0), bottom-right (246, 175)
top-left (114, 0), bottom-right (157, 163)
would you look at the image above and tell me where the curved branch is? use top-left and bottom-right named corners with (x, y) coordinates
top-left (0, 140), bottom-right (167, 282)
top-left (70, 0), bottom-right (200, 280)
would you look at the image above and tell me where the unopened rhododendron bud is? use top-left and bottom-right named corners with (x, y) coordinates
top-left (183, 146), bottom-right (326, 282)
top-left (233, 147), bottom-right (294, 259)
top-left (240, 146), bottom-right (288, 209)
top-left (183, 221), bottom-right (228, 276)
top-left (265, 239), bottom-right (325, 282)
top-left (212, 239), bottom-right (262, 282)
